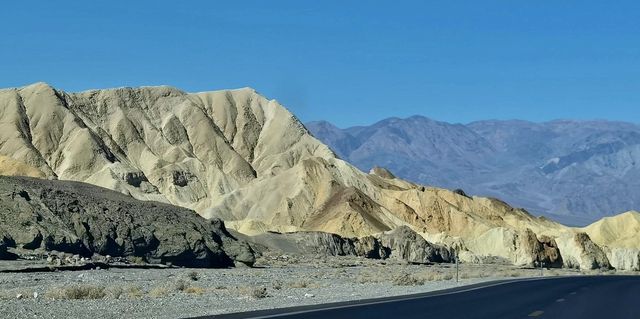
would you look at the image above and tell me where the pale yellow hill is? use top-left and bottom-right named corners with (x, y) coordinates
top-left (583, 211), bottom-right (640, 249)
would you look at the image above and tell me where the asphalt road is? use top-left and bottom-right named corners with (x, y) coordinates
top-left (196, 275), bottom-right (640, 319)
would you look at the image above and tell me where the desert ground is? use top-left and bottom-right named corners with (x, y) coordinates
top-left (0, 252), bottom-right (622, 319)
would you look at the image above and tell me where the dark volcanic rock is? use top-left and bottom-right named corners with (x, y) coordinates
top-left (0, 176), bottom-right (254, 268)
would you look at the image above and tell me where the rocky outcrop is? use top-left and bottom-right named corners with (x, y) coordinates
top-left (560, 233), bottom-right (611, 270)
top-left (519, 229), bottom-right (563, 268)
top-left (377, 226), bottom-right (453, 263)
top-left (245, 227), bottom-right (454, 264)
top-left (248, 231), bottom-right (389, 260)
top-left (369, 166), bottom-right (396, 179)
top-left (574, 233), bottom-right (611, 269)
top-left (0, 176), bottom-right (254, 267)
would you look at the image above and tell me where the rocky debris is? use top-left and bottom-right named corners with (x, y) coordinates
top-left (377, 226), bottom-right (453, 264)
top-left (0, 176), bottom-right (254, 268)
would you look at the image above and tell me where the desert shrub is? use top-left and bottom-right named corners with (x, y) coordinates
top-left (124, 285), bottom-right (144, 298)
top-left (149, 286), bottom-right (170, 297)
top-left (392, 273), bottom-right (425, 286)
top-left (46, 285), bottom-right (106, 300)
top-left (185, 286), bottom-right (206, 295)
top-left (128, 256), bottom-right (146, 265)
top-left (105, 286), bottom-right (124, 299)
top-left (287, 280), bottom-right (311, 288)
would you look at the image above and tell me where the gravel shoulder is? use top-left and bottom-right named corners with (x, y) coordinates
top-left (0, 255), bottom-right (614, 319)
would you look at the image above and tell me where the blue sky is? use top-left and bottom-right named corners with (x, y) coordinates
top-left (1, 1), bottom-right (638, 127)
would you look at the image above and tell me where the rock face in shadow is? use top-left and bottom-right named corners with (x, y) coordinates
top-left (0, 176), bottom-right (254, 267)
top-left (245, 226), bottom-right (453, 264)
top-left (520, 229), bottom-right (563, 268)
top-left (377, 226), bottom-right (453, 263)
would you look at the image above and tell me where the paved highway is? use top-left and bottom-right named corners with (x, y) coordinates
top-left (197, 275), bottom-right (640, 319)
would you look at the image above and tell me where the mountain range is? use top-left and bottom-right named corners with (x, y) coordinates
top-left (0, 83), bottom-right (638, 271)
top-left (307, 116), bottom-right (640, 226)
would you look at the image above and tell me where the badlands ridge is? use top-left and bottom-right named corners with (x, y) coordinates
top-left (0, 83), bottom-right (638, 270)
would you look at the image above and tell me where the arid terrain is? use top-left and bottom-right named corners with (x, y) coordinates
top-left (0, 83), bottom-right (638, 318)
top-left (0, 253), bottom-right (613, 319)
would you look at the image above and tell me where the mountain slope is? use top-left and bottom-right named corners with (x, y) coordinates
top-left (309, 117), bottom-right (640, 225)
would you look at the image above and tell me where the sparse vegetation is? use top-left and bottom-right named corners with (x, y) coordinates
top-left (287, 280), bottom-right (314, 288)
top-left (123, 285), bottom-right (144, 298)
top-left (105, 286), bottom-right (124, 299)
top-left (149, 286), bottom-right (171, 297)
top-left (45, 285), bottom-right (106, 300)
top-left (128, 256), bottom-right (146, 265)
top-left (392, 273), bottom-right (425, 286)
top-left (184, 286), bottom-right (206, 295)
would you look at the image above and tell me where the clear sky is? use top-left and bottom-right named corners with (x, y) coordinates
top-left (1, 1), bottom-right (638, 127)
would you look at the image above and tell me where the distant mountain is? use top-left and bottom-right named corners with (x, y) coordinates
top-left (307, 117), bottom-right (640, 225)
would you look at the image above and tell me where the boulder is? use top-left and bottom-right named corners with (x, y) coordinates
top-left (0, 176), bottom-right (254, 267)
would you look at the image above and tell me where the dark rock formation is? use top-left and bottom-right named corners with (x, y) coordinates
top-left (0, 176), bottom-right (254, 268)
top-left (246, 226), bottom-right (453, 264)
top-left (377, 226), bottom-right (453, 263)
top-left (520, 229), bottom-right (563, 268)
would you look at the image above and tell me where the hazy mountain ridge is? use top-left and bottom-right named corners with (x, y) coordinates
top-left (308, 117), bottom-right (640, 225)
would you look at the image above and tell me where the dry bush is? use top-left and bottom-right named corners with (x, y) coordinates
top-left (124, 285), bottom-right (144, 298)
top-left (46, 285), bottom-right (106, 300)
top-left (149, 286), bottom-right (171, 297)
top-left (105, 286), bottom-right (123, 299)
top-left (355, 271), bottom-right (387, 284)
top-left (392, 273), bottom-right (425, 286)
top-left (287, 280), bottom-right (310, 288)
top-left (272, 281), bottom-right (282, 290)
top-left (184, 286), bottom-right (206, 295)
top-left (236, 286), bottom-right (268, 299)
top-left (128, 256), bottom-right (146, 265)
